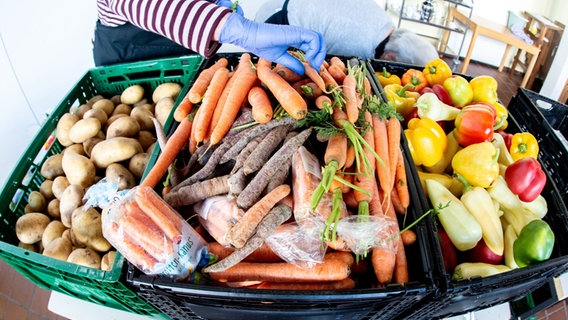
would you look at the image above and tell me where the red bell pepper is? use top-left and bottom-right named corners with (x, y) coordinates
top-left (432, 84), bottom-right (454, 106)
top-left (504, 157), bottom-right (547, 202)
top-left (498, 131), bottom-right (513, 150)
top-left (453, 103), bottom-right (496, 147)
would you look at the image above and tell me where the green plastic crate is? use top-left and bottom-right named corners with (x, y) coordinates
top-left (0, 55), bottom-right (204, 317)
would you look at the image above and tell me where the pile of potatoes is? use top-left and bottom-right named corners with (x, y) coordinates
top-left (15, 82), bottom-right (183, 270)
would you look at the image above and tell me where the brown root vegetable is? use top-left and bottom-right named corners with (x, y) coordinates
top-left (16, 212), bottom-right (51, 244)
top-left (203, 204), bottom-right (292, 273)
top-left (43, 237), bottom-right (73, 261)
top-left (40, 153), bottom-right (64, 180)
top-left (236, 127), bottom-right (312, 209)
top-left (67, 248), bottom-right (101, 269)
top-left (165, 175), bottom-right (230, 207)
top-left (242, 125), bottom-right (289, 176)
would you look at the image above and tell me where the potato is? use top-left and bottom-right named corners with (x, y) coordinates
top-left (104, 113), bottom-right (128, 132)
top-left (27, 190), bottom-right (46, 212)
top-left (106, 163), bottom-right (136, 190)
top-left (155, 97), bottom-right (175, 127)
top-left (91, 137), bottom-right (143, 168)
top-left (110, 94), bottom-right (122, 106)
top-left (47, 198), bottom-right (61, 219)
top-left (39, 179), bottom-right (55, 200)
top-left (83, 108), bottom-right (108, 126)
top-left (137, 130), bottom-right (157, 151)
top-left (42, 220), bottom-right (67, 248)
top-left (121, 84), bottom-right (145, 105)
top-left (18, 241), bottom-right (40, 253)
top-left (62, 152), bottom-right (96, 188)
top-left (83, 136), bottom-right (104, 158)
top-left (74, 104), bottom-right (91, 119)
top-left (40, 153), bottom-right (64, 180)
top-left (86, 95), bottom-right (105, 107)
top-left (69, 117), bottom-right (102, 144)
top-left (67, 248), bottom-right (101, 269)
top-left (101, 251), bottom-right (117, 271)
top-left (146, 142), bottom-right (156, 154)
top-left (106, 116), bottom-right (140, 139)
top-left (72, 206), bottom-right (111, 252)
top-left (65, 143), bottom-right (85, 155)
top-left (43, 237), bottom-right (73, 261)
top-left (52, 176), bottom-right (70, 200)
top-left (59, 184), bottom-right (85, 228)
top-left (152, 82), bottom-right (182, 103)
top-left (15, 212), bottom-right (51, 244)
top-left (129, 152), bottom-right (150, 179)
top-left (136, 103), bottom-right (155, 114)
top-left (92, 98), bottom-right (115, 116)
top-left (24, 204), bottom-right (34, 214)
top-left (61, 229), bottom-right (72, 243)
top-left (130, 106), bottom-right (154, 130)
top-left (56, 113), bottom-right (79, 147)
top-left (111, 103), bottom-right (132, 116)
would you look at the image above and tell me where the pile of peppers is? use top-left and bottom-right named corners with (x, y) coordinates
top-left (381, 57), bottom-right (555, 279)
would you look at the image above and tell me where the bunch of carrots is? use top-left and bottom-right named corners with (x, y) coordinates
top-left (135, 52), bottom-right (416, 290)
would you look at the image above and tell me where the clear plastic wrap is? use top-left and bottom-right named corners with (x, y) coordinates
top-left (194, 195), bottom-right (245, 247)
top-left (86, 180), bottom-right (207, 280)
top-left (336, 215), bottom-right (399, 256)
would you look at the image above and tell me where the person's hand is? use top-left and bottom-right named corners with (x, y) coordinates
top-left (216, 0), bottom-right (244, 16)
top-left (218, 13), bottom-right (326, 75)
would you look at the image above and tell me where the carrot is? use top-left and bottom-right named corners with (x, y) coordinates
top-left (120, 202), bottom-right (174, 262)
top-left (255, 278), bottom-right (356, 290)
top-left (353, 111), bottom-right (377, 216)
top-left (380, 190), bottom-right (409, 284)
top-left (344, 143), bottom-right (356, 170)
top-left (299, 82), bottom-right (324, 99)
top-left (342, 189), bottom-right (358, 209)
top-left (401, 230), bottom-right (417, 246)
top-left (372, 114), bottom-right (392, 194)
top-left (192, 67), bottom-right (230, 145)
top-left (302, 61), bottom-right (328, 93)
top-left (230, 131), bottom-right (267, 175)
top-left (242, 125), bottom-right (289, 175)
top-left (265, 132), bottom-right (298, 192)
top-left (364, 77), bottom-right (372, 96)
top-left (110, 222), bottom-right (157, 271)
top-left (342, 74), bottom-right (359, 124)
top-left (207, 242), bottom-right (282, 263)
top-left (228, 184), bottom-right (291, 248)
top-left (315, 95), bottom-right (333, 113)
top-left (387, 117), bottom-right (402, 187)
top-left (257, 58), bottom-right (308, 120)
top-left (272, 63), bottom-right (303, 83)
top-left (134, 186), bottom-right (183, 243)
top-left (327, 64), bottom-right (346, 84)
top-left (236, 127), bottom-right (312, 209)
top-left (395, 148), bottom-right (410, 211)
top-left (369, 185), bottom-right (394, 284)
top-left (164, 174), bottom-right (230, 207)
top-left (291, 78), bottom-right (313, 94)
top-left (320, 66), bottom-right (340, 91)
top-left (390, 187), bottom-right (406, 215)
top-left (188, 57), bottom-right (229, 104)
top-left (310, 132), bottom-right (347, 211)
top-left (228, 167), bottom-right (247, 198)
top-left (141, 116), bottom-right (192, 189)
top-left (325, 251), bottom-right (355, 267)
top-left (208, 258), bottom-right (350, 283)
top-left (329, 56), bottom-right (347, 72)
top-left (207, 71), bottom-right (236, 139)
top-left (248, 86), bottom-right (273, 124)
top-left (173, 92), bottom-right (194, 122)
top-left (210, 53), bottom-right (258, 145)
top-left (204, 204), bottom-right (292, 273)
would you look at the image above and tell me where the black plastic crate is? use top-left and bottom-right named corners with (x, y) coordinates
top-left (404, 90), bottom-right (568, 319)
top-left (126, 54), bottom-right (440, 320)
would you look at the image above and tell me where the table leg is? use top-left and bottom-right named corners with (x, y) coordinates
top-left (460, 28), bottom-right (478, 74)
top-left (521, 51), bottom-right (539, 88)
top-left (498, 44), bottom-right (512, 72)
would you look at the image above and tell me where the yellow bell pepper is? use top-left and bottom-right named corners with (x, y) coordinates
top-left (384, 83), bottom-right (420, 118)
top-left (451, 142), bottom-right (500, 188)
top-left (423, 58), bottom-right (453, 86)
top-left (510, 132), bottom-right (539, 161)
top-left (493, 101), bottom-right (508, 130)
top-left (376, 67), bottom-right (401, 87)
top-left (424, 131), bottom-right (461, 174)
top-left (404, 117), bottom-right (447, 167)
top-left (470, 75), bottom-right (499, 105)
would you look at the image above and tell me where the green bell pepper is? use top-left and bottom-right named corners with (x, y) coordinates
top-left (443, 75), bottom-right (473, 107)
top-left (513, 219), bottom-right (555, 267)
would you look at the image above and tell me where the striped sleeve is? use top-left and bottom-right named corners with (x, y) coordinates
top-left (97, 0), bottom-right (231, 57)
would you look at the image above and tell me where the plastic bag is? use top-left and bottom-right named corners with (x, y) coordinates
top-left (336, 215), bottom-right (399, 256)
top-left (86, 180), bottom-right (207, 280)
top-left (194, 195), bottom-right (244, 247)
top-left (265, 217), bottom-right (327, 269)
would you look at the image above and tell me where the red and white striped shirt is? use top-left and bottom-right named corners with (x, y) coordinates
top-left (96, 0), bottom-right (231, 57)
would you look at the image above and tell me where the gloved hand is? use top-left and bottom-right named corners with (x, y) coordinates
top-left (219, 13), bottom-right (326, 75)
top-left (216, 0), bottom-right (244, 16)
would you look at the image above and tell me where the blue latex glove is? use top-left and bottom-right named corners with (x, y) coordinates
top-left (215, 0), bottom-right (244, 16)
top-left (219, 13), bottom-right (326, 75)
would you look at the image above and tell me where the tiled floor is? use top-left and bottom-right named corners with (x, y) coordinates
top-left (0, 58), bottom-right (565, 320)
